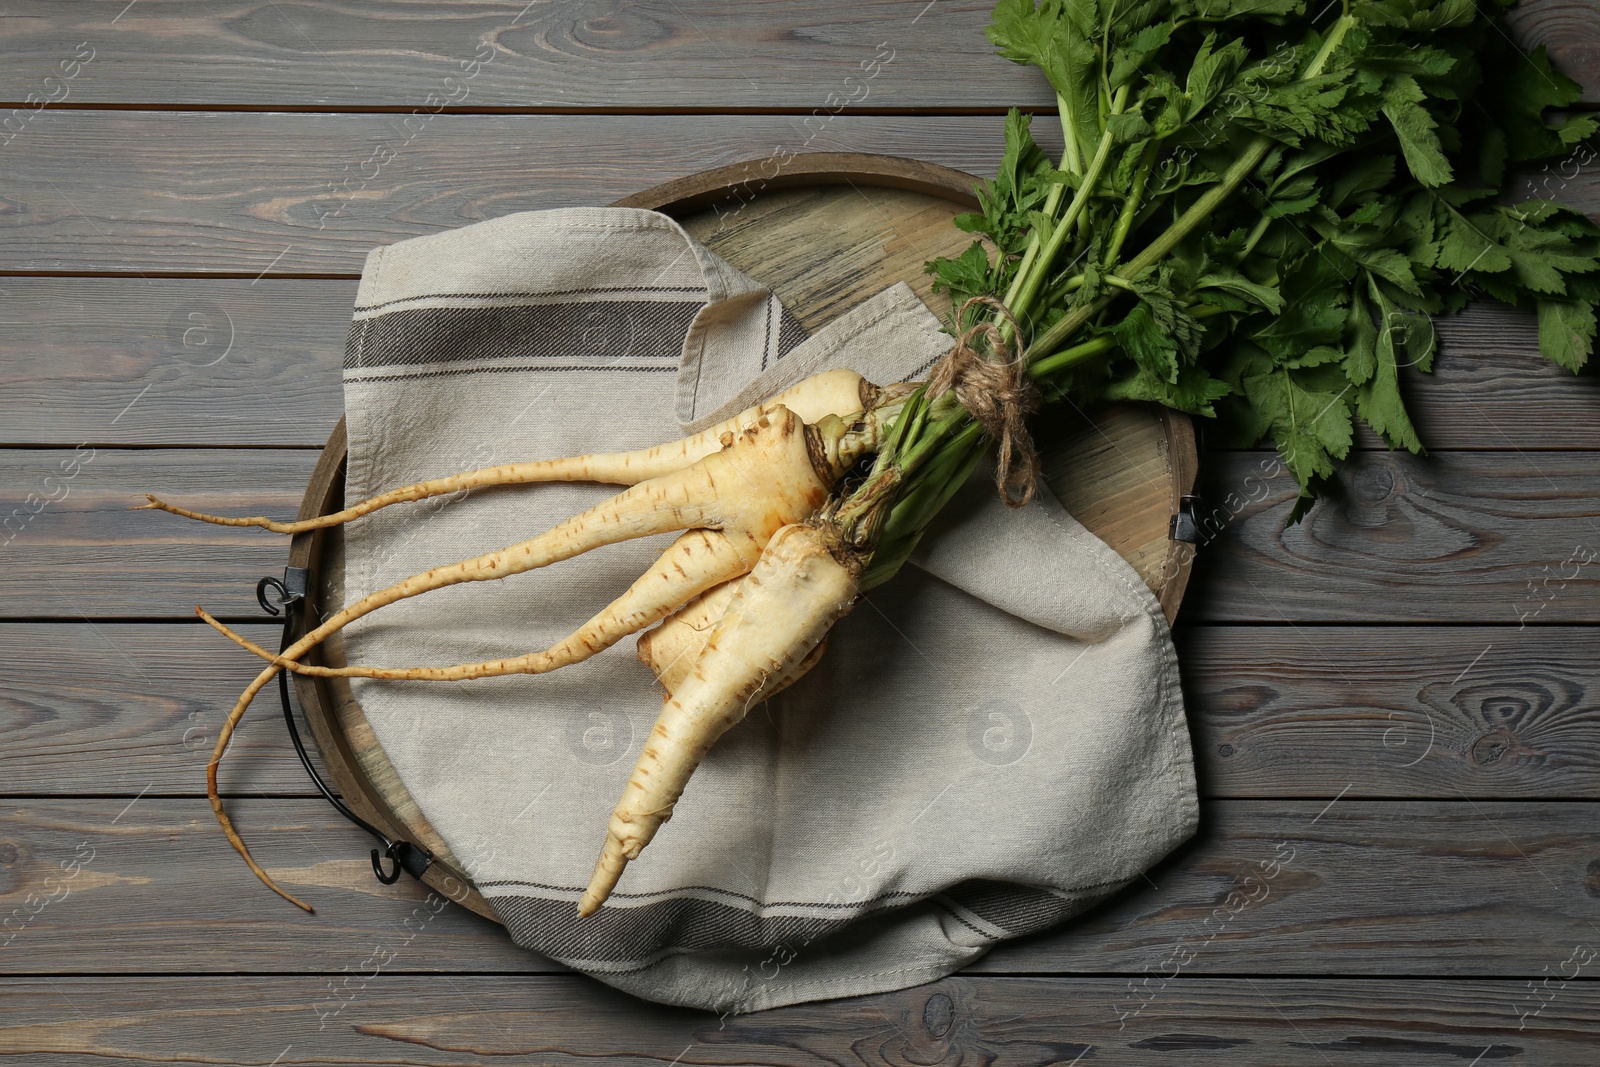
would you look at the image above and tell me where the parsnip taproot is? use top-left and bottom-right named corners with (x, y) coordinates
top-left (200, 528), bottom-right (757, 681)
top-left (579, 521), bottom-right (860, 916)
top-left (193, 401), bottom-right (903, 685)
top-left (140, 369), bottom-right (876, 534)
top-left (230, 405), bottom-right (837, 661)
top-left (635, 581), bottom-right (739, 692)
top-left (202, 407), bottom-right (867, 908)
top-left (635, 580), bottom-right (826, 700)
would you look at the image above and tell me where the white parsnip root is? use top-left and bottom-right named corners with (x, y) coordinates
top-left (201, 529), bottom-right (756, 681)
top-left (579, 522), bottom-right (861, 916)
top-left (636, 581), bottom-right (826, 700)
top-left (162, 375), bottom-right (904, 912)
top-left (138, 369), bottom-right (875, 533)
top-left (196, 400), bottom-right (892, 680)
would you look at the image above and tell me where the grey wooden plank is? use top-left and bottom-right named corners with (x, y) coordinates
top-left (0, 976), bottom-right (1592, 1065)
top-left (1507, 0), bottom-right (1600, 103)
top-left (1177, 625), bottom-right (1600, 798)
top-left (1401, 303), bottom-right (1600, 452)
top-left (1, 0), bottom-right (1592, 109)
top-left (975, 799), bottom-right (1600, 975)
top-left (0, 278), bottom-right (354, 447)
top-left (0, 623), bottom-right (323, 796)
top-left (9, 623), bottom-right (1599, 799)
top-left (1184, 450), bottom-right (1600, 624)
top-left (0, 0), bottom-right (1044, 109)
top-left (0, 799), bottom-right (1594, 975)
top-left (4, 280), bottom-right (1598, 449)
top-left (0, 799), bottom-right (540, 974)
top-left (0, 448), bottom-right (320, 619)
top-left (0, 113), bottom-right (1014, 273)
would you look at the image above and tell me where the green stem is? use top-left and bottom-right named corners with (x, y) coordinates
top-left (1024, 14), bottom-right (1357, 364)
top-left (1056, 91), bottom-right (1084, 175)
top-left (999, 91), bottom-right (1089, 341)
top-left (1124, 15), bottom-right (1353, 277)
top-left (1009, 83), bottom-right (1130, 329)
top-left (859, 426), bottom-right (987, 590)
top-left (1001, 182), bottom-right (1066, 320)
top-left (865, 383), bottom-right (927, 478)
top-left (1239, 212), bottom-right (1274, 259)
top-left (1026, 333), bottom-right (1120, 380)
top-left (896, 407), bottom-right (971, 475)
top-left (1027, 303), bottom-right (1230, 381)
top-left (1103, 139), bottom-right (1159, 267)
top-left (1122, 141), bottom-right (1273, 275)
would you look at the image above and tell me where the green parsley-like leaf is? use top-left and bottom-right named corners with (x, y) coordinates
top-left (1537, 298), bottom-right (1597, 372)
top-left (1106, 363), bottom-right (1233, 415)
top-left (1354, 277), bottom-right (1426, 452)
top-left (1381, 74), bottom-right (1453, 186)
top-left (1241, 364), bottom-right (1356, 489)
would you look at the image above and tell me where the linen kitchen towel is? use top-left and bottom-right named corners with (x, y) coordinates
top-left (337, 206), bottom-right (1198, 1013)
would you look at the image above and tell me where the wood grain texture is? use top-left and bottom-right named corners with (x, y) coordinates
top-left (0, 622), bottom-right (320, 796)
top-left (1, 0), bottom-right (1593, 108)
top-left (12, 447), bottom-right (1597, 621)
top-left (0, 976), bottom-right (1593, 1065)
top-left (1, 799), bottom-right (1596, 975)
top-left (6, 280), bottom-right (1597, 449)
top-left (1042, 403), bottom-right (1180, 597)
top-left (1, 0), bottom-right (1593, 1038)
top-left (0, 448), bottom-right (319, 619)
top-left (674, 176), bottom-right (974, 332)
top-left (0, 277), bottom-right (354, 447)
top-left (1397, 303), bottom-right (1600, 452)
top-left (11, 624), bottom-right (1598, 799)
top-left (1507, 0), bottom-right (1600, 102)
top-left (976, 799), bottom-right (1600, 975)
top-left (1184, 450), bottom-right (1600, 624)
top-left (0, 0), bottom-right (1047, 109)
top-left (0, 113), bottom-right (1017, 273)
top-left (1179, 626), bottom-right (1600, 799)
top-left (0, 800), bottom-right (536, 975)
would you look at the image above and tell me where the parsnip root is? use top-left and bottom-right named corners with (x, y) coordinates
top-left (206, 679), bottom-right (315, 913)
top-left (195, 401), bottom-right (900, 685)
top-left (199, 407), bottom-right (860, 909)
top-left (637, 581), bottom-right (826, 700)
top-left (200, 528), bottom-right (760, 681)
top-left (138, 369), bottom-right (875, 533)
top-left (579, 522), bottom-right (861, 916)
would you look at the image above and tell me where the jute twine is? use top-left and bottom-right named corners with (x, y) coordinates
top-left (927, 296), bottom-right (1040, 508)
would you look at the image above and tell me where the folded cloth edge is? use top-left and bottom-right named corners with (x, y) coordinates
top-left (682, 281), bottom-right (953, 433)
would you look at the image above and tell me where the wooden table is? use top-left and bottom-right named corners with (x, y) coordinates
top-left (2, 3), bottom-right (1597, 1062)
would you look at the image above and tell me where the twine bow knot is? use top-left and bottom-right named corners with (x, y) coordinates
top-left (926, 296), bottom-right (1040, 508)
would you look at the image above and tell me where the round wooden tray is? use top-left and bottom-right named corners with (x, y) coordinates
top-left (284, 153), bottom-right (1199, 920)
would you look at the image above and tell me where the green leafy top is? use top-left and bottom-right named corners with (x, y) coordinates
top-left (921, 0), bottom-right (1599, 521)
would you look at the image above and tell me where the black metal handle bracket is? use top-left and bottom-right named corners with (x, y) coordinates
top-left (1170, 494), bottom-right (1203, 544)
top-left (260, 566), bottom-right (434, 888)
